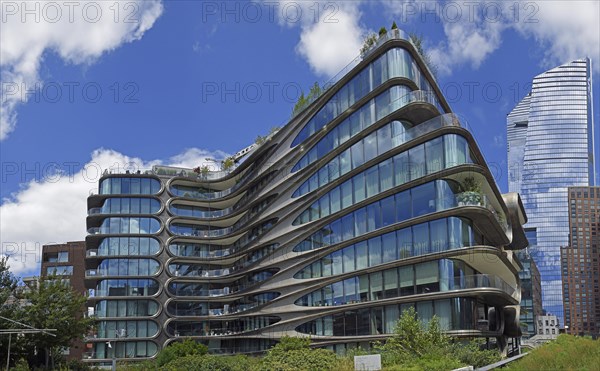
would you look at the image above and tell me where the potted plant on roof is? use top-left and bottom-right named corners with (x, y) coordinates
top-left (457, 176), bottom-right (482, 206)
top-left (221, 157), bottom-right (235, 173)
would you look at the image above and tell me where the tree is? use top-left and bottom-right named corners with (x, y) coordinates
top-left (409, 32), bottom-right (438, 78)
top-left (13, 274), bottom-right (94, 368)
top-left (378, 26), bottom-right (387, 36)
top-left (375, 307), bottom-right (501, 369)
top-left (0, 257), bottom-right (20, 368)
top-left (154, 339), bottom-right (208, 368)
top-left (391, 21), bottom-right (398, 30)
top-left (360, 33), bottom-right (378, 55)
top-left (221, 157), bottom-right (236, 172)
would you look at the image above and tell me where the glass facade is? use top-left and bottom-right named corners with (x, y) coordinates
top-left (295, 217), bottom-right (483, 277)
top-left (295, 259), bottom-right (498, 306)
top-left (291, 47), bottom-right (438, 148)
top-left (294, 134), bottom-right (473, 223)
top-left (507, 59), bottom-right (594, 326)
top-left (296, 297), bottom-right (478, 336)
top-left (85, 30), bottom-right (525, 363)
top-left (293, 179), bottom-right (481, 252)
top-left (99, 177), bottom-right (161, 195)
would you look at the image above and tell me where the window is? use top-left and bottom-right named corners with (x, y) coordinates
top-left (46, 265), bottom-right (73, 276)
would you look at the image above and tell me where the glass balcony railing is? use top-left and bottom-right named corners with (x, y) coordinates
top-left (85, 269), bottom-right (104, 277)
top-left (456, 274), bottom-right (517, 297)
top-left (455, 192), bottom-right (508, 232)
top-left (208, 303), bottom-right (260, 316)
top-left (153, 165), bottom-right (235, 181)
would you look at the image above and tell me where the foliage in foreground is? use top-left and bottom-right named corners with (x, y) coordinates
top-left (505, 334), bottom-right (600, 371)
top-left (0, 258), bottom-right (94, 369)
top-left (259, 336), bottom-right (339, 371)
top-left (375, 307), bottom-right (501, 370)
top-left (116, 309), bottom-right (503, 371)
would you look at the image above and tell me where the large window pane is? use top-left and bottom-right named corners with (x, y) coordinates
top-left (425, 137), bottom-right (444, 174)
top-left (411, 182), bottom-right (436, 217)
top-left (394, 152), bottom-right (410, 185)
top-left (356, 241), bottom-right (368, 270)
top-left (353, 172), bottom-right (366, 203)
top-left (408, 144), bottom-right (426, 181)
top-left (429, 219), bottom-right (448, 253)
top-left (383, 268), bottom-right (398, 298)
top-left (413, 223), bottom-right (430, 256)
top-left (382, 232), bottom-right (397, 263)
top-left (364, 132), bottom-right (378, 161)
top-left (368, 236), bottom-right (382, 266)
top-left (370, 271), bottom-right (383, 301)
top-left (379, 158), bottom-right (394, 192)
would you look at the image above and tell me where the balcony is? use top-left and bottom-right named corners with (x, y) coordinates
top-left (87, 227), bottom-right (101, 235)
top-left (455, 192), bottom-right (508, 232)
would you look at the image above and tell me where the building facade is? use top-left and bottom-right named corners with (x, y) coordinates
top-left (516, 239), bottom-right (543, 338)
top-left (41, 241), bottom-right (87, 360)
top-left (536, 314), bottom-right (560, 338)
top-left (507, 58), bottom-right (595, 326)
top-left (84, 29), bottom-right (529, 364)
top-left (561, 186), bottom-right (600, 337)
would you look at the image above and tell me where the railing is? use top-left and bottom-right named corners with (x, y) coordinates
top-left (209, 303), bottom-right (258, 316)
top-left (153, 165), bottom-right (233, 181)
top-left (86, 249), bottom-right (99, 257)
top-left (458, 274), bottom-right (516, 297)
top-left (171, 226), bottom-right (235, 238)
top-left (87, 227), bottom-right (101, 235)
top-left (88, 207), bottom-right (102, 215)
top-left (456, 192), bottom-right (508, 232)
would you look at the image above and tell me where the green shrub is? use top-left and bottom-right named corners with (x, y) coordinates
top-left (154, 339), bottom-right (208, 368)
top-left (260, 348), bottom-right (338, 371)
top-left (260, 337), bottom-right (338, 371)
top-left (452, 341), bottom-right (502, 367)
top-left (163, 354), bottom-right (256, 371)
top-left (505, 334), bottom-right (600, 371)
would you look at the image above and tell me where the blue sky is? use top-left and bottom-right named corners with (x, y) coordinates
top-left (1, 0), bottom-right (599, 276)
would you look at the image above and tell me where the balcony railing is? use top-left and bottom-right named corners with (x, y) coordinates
top-left (455, 192), bottom-right (508, 232)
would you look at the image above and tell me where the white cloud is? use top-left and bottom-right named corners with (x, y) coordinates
top-left (383, 0), bottom-right (599, 75)
top-left (0, 0), bottom-right (164, 140)
top-left (513, 1), bottom-right (600, 72)
top-left (0, 147), bottom-right (229, 277)
top-left (272, 1), bottom-right (367, 77)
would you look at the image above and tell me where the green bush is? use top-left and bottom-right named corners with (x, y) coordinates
top-left (505, 334), bottom-right (600, 371)
top-left (260, 336), bottom-right (338, 371)
top-left (163, 354), bottom-right (257, 371)
top-left (375, 307), bottom-right (501, 369)
top-left (451, 341), bottom-right (502, 367)
top-left (154, 339), bottom-right (208, 368)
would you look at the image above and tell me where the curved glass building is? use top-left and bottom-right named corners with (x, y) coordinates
top-left (84, 29), bottom-right (528, 364)
top-left (507, 59), bottom-right (595, 327)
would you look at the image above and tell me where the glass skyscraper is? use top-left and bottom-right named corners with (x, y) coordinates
top-left (83, 29), bottom-right (529, 365)
top-left (507, 58), bottom-right (595, 327)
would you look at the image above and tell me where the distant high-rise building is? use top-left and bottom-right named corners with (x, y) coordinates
top-left (561, 186), bottom-right (600, 337)
top-left (507, 58), bottom-right (595, 327)
top-left (516, 229), bottom-right (543, 338)
top-left (41, 241), bottom-right (87, 360)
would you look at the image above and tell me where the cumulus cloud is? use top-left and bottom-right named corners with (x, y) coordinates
top-left (0, 0), bottom-right (164, 140)
top-left (513, 1), bottom-right (599, 72)
top-left (273, 1), bottom-right (367, 77)
top-left (0, 147), bottom-right (229, 277)
top-left (384, 1), bottom-right (599, 75)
